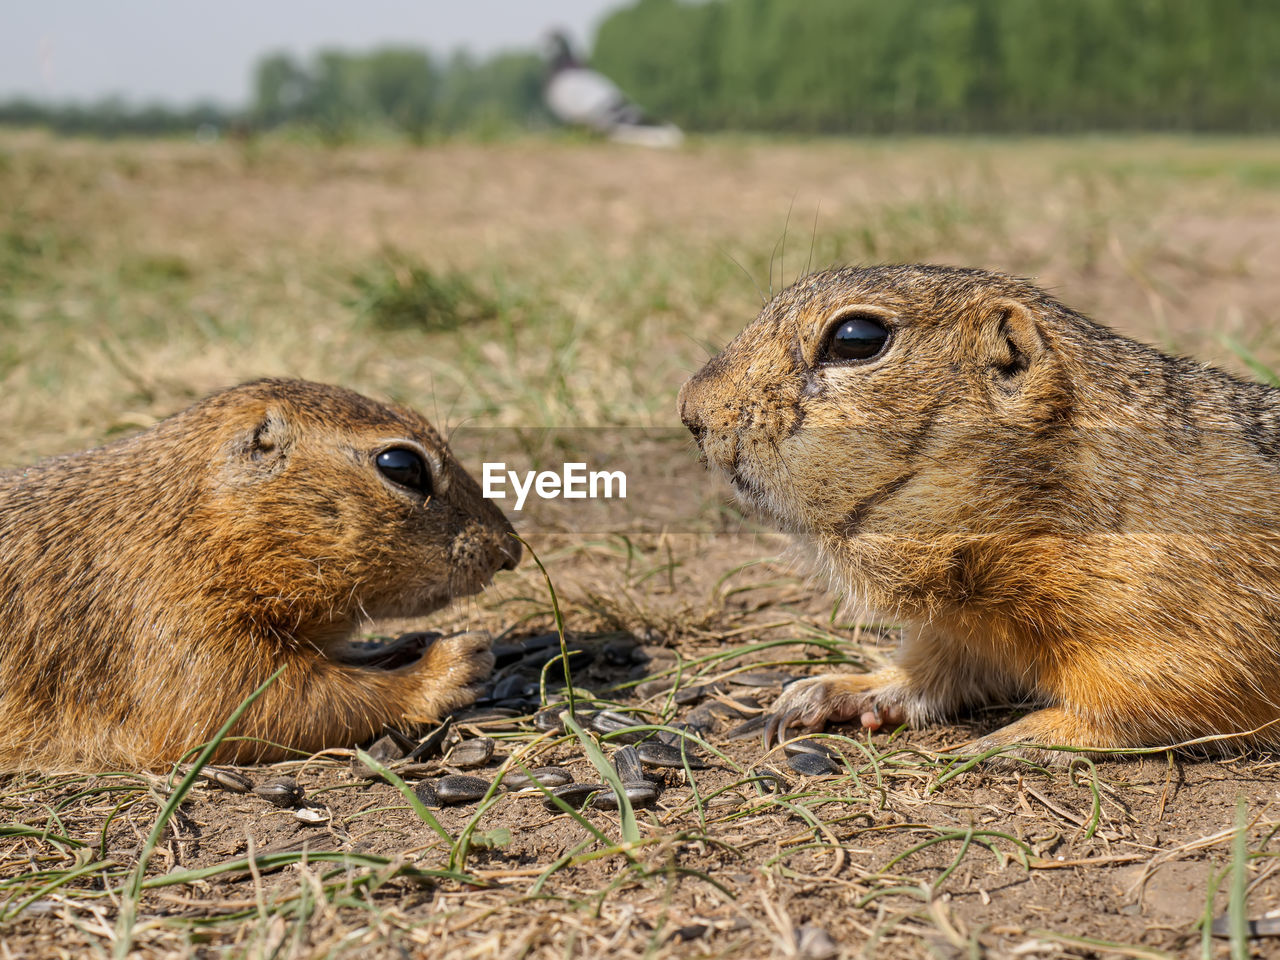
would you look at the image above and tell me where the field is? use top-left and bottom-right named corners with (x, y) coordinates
top-left (3, 131), bottom-right (1280, 959)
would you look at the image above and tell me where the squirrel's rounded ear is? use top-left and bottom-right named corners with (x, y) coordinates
top-left (986, 299), bottom-right (1047, 392)
top-left (233, 409), bottom-right (293, 468)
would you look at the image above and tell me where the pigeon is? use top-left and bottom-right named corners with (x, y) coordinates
top-left (542, 31), bottom-right (683, 148)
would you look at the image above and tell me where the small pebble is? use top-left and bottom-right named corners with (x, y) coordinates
top-left (668, 924), bottom-right (710, 943)
top-left (787, 751), bottom-right (840, 777)
top-left (201, 768), bottom-right (253, 793)
top-left (447, 738), bottom-right (495, 768)
top-left (794, 925), bottom-right (839, 960)
top-left (592, 782), bottom-right (658, 810)
top-left (253, 776), bottom-right (303, 808)
top-left (543, 782), bottom-right (607, 810)
top-left (503, 766), bottom-right (573, 790)
top-left (636, 741), bottom-right (708, 769)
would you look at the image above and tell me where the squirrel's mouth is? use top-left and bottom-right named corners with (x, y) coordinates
top-left (729, 468), bottom-right (800, 532)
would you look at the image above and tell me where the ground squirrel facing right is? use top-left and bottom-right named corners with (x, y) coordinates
top-left (680, 264), bottom-right (1280, 757)
top-left (0, 379), bottom-right (519, 770)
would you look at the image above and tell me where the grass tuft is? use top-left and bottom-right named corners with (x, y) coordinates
top-left (349, 248), bottom-right (497, 331)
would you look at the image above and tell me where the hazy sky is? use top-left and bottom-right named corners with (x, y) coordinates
top-left (1, 1), bottom-right (625, 105)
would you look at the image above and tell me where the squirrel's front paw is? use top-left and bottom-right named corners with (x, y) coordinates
top-left (763, 671), bottom-right (907, 749)
top-left (403, 630), bottom-right (495, 722)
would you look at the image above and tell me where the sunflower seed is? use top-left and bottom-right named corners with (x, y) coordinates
top-left (407, 717), bottom-right (454, 761)
top-left (532, 707), bottom-right (566, 733)
top-left (787, 751), bottom-right (840, 777)
top-left (784, 738), bottom-right (841, 760)
top-left (253, 776), bottom-right (303, 808)
top-left (589, 710), bottom-right (646, 742)
top-left (751, 767), bottom-right (790, 793)
top-left (543, 782), bottom-right (606, 810)
top-left (602, 638), bottom-right (637, 665)
top-left (520, 633), bottom-right (561, 652)
top-left (447, 738), bottom-right (495, 768)
top-left (428, 775), bottom-right (491, 805)
top-left (684, 703), bottom-right (721, 733)
top-left (592, 782), bottom-right (658, 809)
top-left (724, 716), bottom-right (768, 741)
top-left (636, 741), bottom-right (708, 769)
top-left (201, 768), bottom-right (253, 793)
top-left (454, 707), bottom-right (521, 727)
top-left (491, 674), bottom-right (528, 701)
top-left (634, 678), bottom-right (677, 699)
top-left (503, 766), bottom-right (573, 790)
top-left (612, 745), bottom-right (645, 784)
top-left (674, 683), bottom-right (718, 705)
top-left (491, 643), bottom-right (525, 668)
top-left (366, 733), bottom-right (406, 763)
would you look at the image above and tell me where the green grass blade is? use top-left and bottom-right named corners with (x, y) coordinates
top-left (562, 712), bottom-right (640, 845)
top-left (114, 664), bottom-right (285, 958)
top-left (354, 749), bottom-right (454, 847)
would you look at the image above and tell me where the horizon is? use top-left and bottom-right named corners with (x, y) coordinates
top-left (0, 0), bottom-right (623, 107)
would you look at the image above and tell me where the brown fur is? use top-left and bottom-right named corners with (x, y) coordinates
top-left (0, 379), bottom-right (519, 770)
top-left (679, 264), bottom-right (1280, 757)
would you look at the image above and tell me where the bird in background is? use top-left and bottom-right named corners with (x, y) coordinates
top-left (542, 30), bottom-right (684, 148)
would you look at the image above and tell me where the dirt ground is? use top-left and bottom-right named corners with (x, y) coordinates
top-left (2, 132), bottom-right (1280, 958)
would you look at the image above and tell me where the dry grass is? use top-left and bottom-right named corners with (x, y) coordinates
top-left (2, 130), bottom-right (1280, 958)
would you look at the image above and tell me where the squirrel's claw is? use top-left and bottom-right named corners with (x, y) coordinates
top-left (762, 710), bottom-right (795, 751)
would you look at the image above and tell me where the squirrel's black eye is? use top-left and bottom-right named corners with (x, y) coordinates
top-left (376, 448), bottom-right (432, 497)
top-left (822, 314), bottom-right (891, 363)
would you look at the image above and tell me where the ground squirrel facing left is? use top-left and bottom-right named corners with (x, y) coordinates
top-left (0, 378), bottom-right (519, 770)
top-left (681, 264), bottom-right (1280, 758)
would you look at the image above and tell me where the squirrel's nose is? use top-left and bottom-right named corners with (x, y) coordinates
top-left (677, 378), bottom-right (707, 443)
top-left (498, 534), bottom-right (521, 571)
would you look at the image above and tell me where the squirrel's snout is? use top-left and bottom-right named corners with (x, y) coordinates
top-left (499, 535), bottom-right (522, 571)
top-left (677, 378), bottom-right (708, 445)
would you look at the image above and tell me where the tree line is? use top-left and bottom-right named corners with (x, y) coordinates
top-left (0, 47), bottom-right (547, 140)
top-left (1, 0), bottom-right (1277, 139)
top-left (593, 0), bottom-right (1280, 133)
